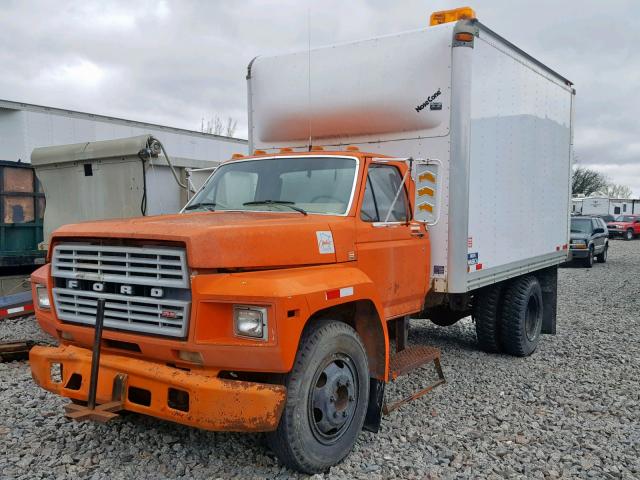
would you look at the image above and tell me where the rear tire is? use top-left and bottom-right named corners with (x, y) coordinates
top-left (500, 276), bottom-right (543, 357)
top-left (596, 244), bottom-right (608, 263)
top-left (266, 320), bottom-right (369, 474)
top-left (473, 284), bottom-right (503, 353)
top-left (625, 229), bottom-right (634, 241)
top-left (426, 306), bottom-right (467, 327)
top-left (582, 246), bottom-right (594, 268)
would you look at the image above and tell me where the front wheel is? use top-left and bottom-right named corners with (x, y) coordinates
top-left (582, 246), bottom-right (594, 268)
top-left (596, 244), bottom-right (608, 263)
top-left (625, 229), bottom-right (634, 241)
top-left (266, 320), bottom-right (369, 474)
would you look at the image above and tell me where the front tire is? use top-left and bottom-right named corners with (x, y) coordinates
top-left (582, 246), bottom-right (594, 268)
top-left (596, 244), bottom-right (608, 263)
top-left (625, 229), bottom-right (634, 241)
top-left (266, 320), bottom-right (369, 474)
top-left (500, 276), bottom-right (543, 357)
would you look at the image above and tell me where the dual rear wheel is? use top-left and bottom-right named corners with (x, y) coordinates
top-left (473, 275), bottom-right (543, 356)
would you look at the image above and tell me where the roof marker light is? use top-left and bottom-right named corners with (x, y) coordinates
top-left (279, 147), bottom-right (293, 153)
top-left (346, 146), bottom-right (360, 152)
top-left (310, 146), bottom-right (325, 151)
top-left (231, 153), bottom-right (245, 159)
top-left (253, 149), bottom-right (267, 155)
top-left (430, 6), bottom-right (476, 26)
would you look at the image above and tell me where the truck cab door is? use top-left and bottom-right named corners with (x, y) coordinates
top-left (355, 162), bottom-right (429, 320)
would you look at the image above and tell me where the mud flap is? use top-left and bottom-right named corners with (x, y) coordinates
top-left (362, 378), bottom-right (385, 433)
top-left (538, 266), bottom-right (557, 334)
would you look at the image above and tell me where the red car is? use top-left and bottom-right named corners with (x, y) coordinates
top-left (607, 214), bottom-right (640, 240)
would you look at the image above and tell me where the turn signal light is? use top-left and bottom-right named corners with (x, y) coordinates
top-left (455, 32), bottom-right (474, 42)
top-left (430, 6), bottom-right (476, 26)
top-left (177, 350), bottom-right (204, 364)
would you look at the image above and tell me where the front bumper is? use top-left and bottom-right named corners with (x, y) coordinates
top-left (30, 345), bottom-right (286, 432)
top-left (569, 247), bottom-right (590, 258)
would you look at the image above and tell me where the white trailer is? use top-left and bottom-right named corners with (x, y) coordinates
top-left (581, 196), bottom-right (610, 215)
top-left (609, 198), bottom-right (634, 216)
top-left (248, 17), bottom-right (574, 295)
top-left (572, 197), bottom-right (584, 214)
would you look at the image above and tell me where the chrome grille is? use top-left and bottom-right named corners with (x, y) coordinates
top-left (51, 244), bottom-right (188, 288)
top-left (53, 288), bottom-right (190, 337)
top-left (51, 243), bottom-right (190, 338)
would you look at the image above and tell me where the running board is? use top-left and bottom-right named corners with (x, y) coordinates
top-left (383, 345), bottom-right (445, 414)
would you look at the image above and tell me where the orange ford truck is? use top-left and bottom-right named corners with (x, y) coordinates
top-left (29, 9), bottom-right (574, 473)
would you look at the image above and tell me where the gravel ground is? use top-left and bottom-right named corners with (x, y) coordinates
top-left (1, 240), bottom-right (639, 479)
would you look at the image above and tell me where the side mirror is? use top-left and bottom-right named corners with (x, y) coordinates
top-left (593, 228), bottom-right (604, 234)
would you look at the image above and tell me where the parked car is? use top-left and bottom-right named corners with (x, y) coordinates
top-left (595, 214), bottom-right (615, 223)
top-left (606, 214), bottom-right (640, 240)
top-left (570, 216), bottom-right (609, 267)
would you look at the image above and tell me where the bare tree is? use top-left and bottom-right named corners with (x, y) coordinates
top-left (201, 115), bottom-right (237, 137)
top-left (225, 117), bottom-right (238, 137)
top-left (600, 183), bottom-right (633, 199)
top-left (572, 167), bottom-right (608, 196)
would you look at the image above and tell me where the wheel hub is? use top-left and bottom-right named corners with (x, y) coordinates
top-left (310, 358), bottom-right (357, 443)
top-left (525, 296), bottom-right (541, 341)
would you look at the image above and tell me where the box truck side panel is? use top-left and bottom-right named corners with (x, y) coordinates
top-left (249, 25), bottom-right (455, 150)
top-left (466, 28), bottom-right (573, 290)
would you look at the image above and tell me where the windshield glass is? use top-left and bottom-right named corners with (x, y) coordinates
top-left (570, 218), bottom-right (592, 234)
top-left (185, 156), bottom-right (357, 215)
top-left (614, 215), bottom-right (636, 222)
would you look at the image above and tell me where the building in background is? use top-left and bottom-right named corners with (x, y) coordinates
top-left (0, 98), bottom-right (247, 164)
top-left (0, 99), bottom-right (247, 279)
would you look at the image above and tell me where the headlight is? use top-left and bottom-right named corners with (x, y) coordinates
top-left (233, 305), bottom-right (268, 340)
top-left (36, 284), bottom-right (51, 309)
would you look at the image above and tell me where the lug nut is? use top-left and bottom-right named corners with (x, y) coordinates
top-left (330, 396), bottom-right (335, 403)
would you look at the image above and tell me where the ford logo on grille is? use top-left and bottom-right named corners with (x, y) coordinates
top-left (66, 279), bottom-right (164, 298)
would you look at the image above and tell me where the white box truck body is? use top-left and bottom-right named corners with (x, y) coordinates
top-left (248, 19), bottom-right (574, 294)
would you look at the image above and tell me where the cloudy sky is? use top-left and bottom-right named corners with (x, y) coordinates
top-left (1, 0), bottom-right (638, 194)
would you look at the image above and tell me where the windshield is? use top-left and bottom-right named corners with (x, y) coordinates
top-left (185, 156), bottom-right (357, 215)
top-left (570, 218), bottom-right (592, 234)
top-left (614, 215), bottom-right (636, 222)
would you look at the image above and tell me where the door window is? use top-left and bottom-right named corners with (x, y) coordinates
top-left (360, 164), bottom-right (408, 222)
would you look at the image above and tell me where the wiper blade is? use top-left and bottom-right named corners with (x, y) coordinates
top-left (243, 200), bottom-right (307, 216)
top-left (184, 202), bottom-right (217, 211)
